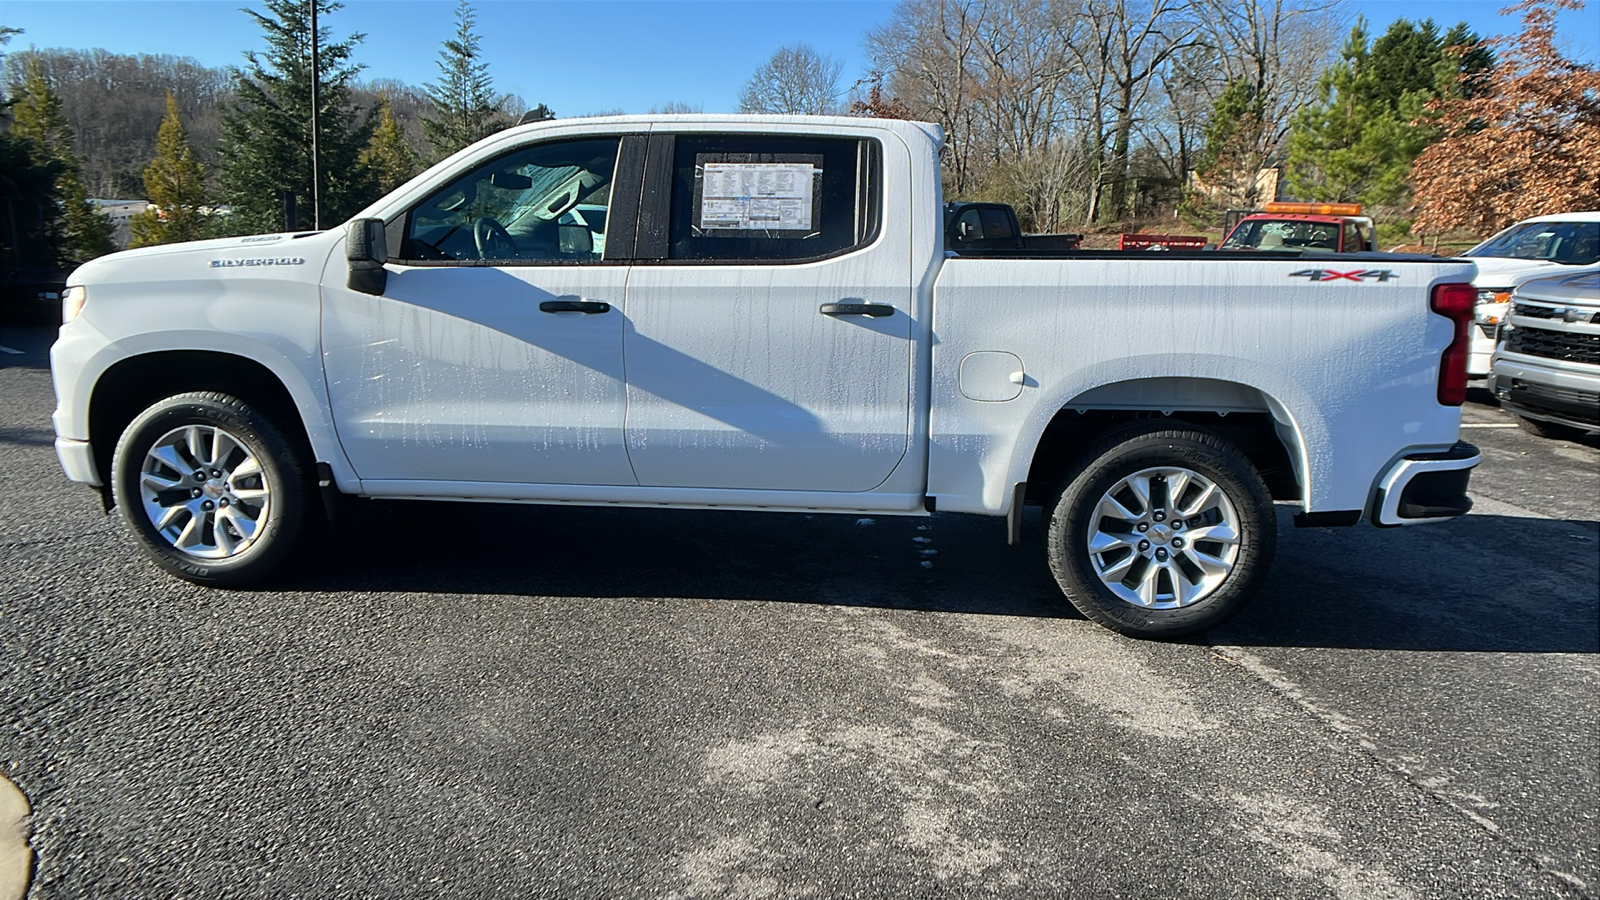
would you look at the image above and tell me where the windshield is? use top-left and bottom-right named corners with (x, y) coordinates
top-left (1221, 219), bottom-right (1340, 251)
top-left (1463, 221), bottom-right (1599, 265)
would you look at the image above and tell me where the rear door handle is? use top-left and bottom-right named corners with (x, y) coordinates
top-left (820, 302), bottom-right (895, 318)
top-left (540, 300), bottom-right (610, 314)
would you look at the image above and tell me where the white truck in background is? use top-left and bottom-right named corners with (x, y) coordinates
top-left (1460, 211), bottom-right (1600, 375)
top-left (51, 115), bottom-right (1481, 638)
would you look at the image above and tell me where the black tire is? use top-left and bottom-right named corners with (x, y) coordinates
top-left (1514, 415), bottom-right (1584, 441)
top-left (1046, 423), bottom-right (1276, 639)
top-left (110, 391), bottom-right (309, 587)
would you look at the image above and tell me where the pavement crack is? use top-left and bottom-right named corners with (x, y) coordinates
top-left (1210, 642), bottom-right (1594, 899)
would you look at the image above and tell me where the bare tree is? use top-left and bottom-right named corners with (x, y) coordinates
top-left (1190, 0), bottom-right (1343, 182)
top-left (1072, 0), bottom-right (1203, 220)
top-left (868, 0), bottom-right (990, 196)
top-left (2, 48), bottom-right (232, 197)
top-left (737, 44), bottom-right (845, 115)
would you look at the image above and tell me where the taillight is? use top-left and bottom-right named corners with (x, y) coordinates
top-left (1431, 282), bottom-right (1476, 406)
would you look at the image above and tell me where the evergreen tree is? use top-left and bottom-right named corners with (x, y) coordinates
top-left (422, 0), bottom-right (511, 158)
top-left (10, 60), bottom-right (116, 261)
top-left (1178, 80), bottom-right (1269, 222)
top-left (360, 94), bottom-right (420, 194)
top-left (1284, 18), bottom-right (1492, 208)
top-left (218, 0), bottom-right (378, 234)
top-left (130, 92), bottom-right (209, 247)
top-left (0, 26), bottom-right (60, 272)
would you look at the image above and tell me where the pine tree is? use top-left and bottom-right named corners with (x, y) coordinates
top-left (0, 26), bottom-right (60, 271)
top-left (1178, 80), bottom-right (1270, 222)
top-left (1284, 18), bottom-right (1492, 209)
top-left (130, 92), bottom-right (209, 247)
top-left (422, 0), bottom-right (511, 159)
top-left (9, 60), bottom-right (116, 261)
top-left (359, 94), bottom-right (419, 194)
top-left (218, 0), bottom-right (378, 235)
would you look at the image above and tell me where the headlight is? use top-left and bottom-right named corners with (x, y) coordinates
top-left (62, 285), bottom-right (87, 323)
top-left (1474, 289), bottom-right (1510, 325)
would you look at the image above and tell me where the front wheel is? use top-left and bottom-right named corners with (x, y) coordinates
top-left (1047, 424), bottom-right (1276, 638)
top-left (111, 391), bottom-right (309, 586)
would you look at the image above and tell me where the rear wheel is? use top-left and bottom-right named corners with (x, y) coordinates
top-left (111, 391), bottom-right (308, 586)
top-left (1047, 423), bottom-right (1276, 638)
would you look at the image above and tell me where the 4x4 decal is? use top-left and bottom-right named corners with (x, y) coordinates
top-left (1289, 268), bottom-right (1398, 283)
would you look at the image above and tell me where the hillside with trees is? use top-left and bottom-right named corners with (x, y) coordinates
top-left (1, 0), bottom-right (1594, 264)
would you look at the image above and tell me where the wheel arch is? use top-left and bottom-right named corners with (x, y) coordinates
top-left (86, 348), bottom-right (348, 501)
top-left (1021, 376), bottom-right (1310, 508)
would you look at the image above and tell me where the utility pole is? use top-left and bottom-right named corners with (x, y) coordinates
top-left (309, 0), bottom-right (322, 230)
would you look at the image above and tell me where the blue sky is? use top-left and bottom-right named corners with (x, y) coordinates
top-left (3, 0), bottom-right (1596, 116)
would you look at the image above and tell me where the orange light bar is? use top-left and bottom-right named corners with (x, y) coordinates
top-left (1263, 201), bottom-right (1363, 216)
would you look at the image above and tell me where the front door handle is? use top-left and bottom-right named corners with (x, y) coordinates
top-left (820, 302), bottom-right (895, 318)
top-left (540, 300), bottom-right (611, 314)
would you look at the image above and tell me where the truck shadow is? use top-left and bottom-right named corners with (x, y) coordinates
top-left (280, 503), bottom-right (1598, 654)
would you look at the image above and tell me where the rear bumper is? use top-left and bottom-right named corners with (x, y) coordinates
top-left (1372, 441), bottom-right (1479, 527)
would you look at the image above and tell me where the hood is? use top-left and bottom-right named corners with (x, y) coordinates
top-left (1515, 266), bottom-right (1600, 307)
top-left (1465, 255), bottom-right (1581, 289)
top-left (67, 230), bottom-right (338, 286)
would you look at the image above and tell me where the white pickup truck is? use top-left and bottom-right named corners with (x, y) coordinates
top-left (51, 115), bottom-right (1482, 638)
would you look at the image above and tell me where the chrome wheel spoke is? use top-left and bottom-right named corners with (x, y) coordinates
top-left (140, 423), bottom-right (271, 561)
top-left (1165, 470), bottom-right (1191, 512)
top-left (1125, 475), bottom-right (1153, 516)
top-left (1133, 561), bottom-right (1161, 606)
top-left (1188, 519), bottom-right (1239, 545)
top-left (1186, 546), bottom-right (1233, 579)
top-left (148, 444), bottom-right (189, 478)
top-left (1085, 465), bottom-right (1241, 610)
top-left (1096, 549), bottom-right (1137, 581)
top-left (184, 426), bottom-right (206, 464)
top-left (225, 506), bottom-right (261, 540)
top-left (174, 512), bottom-right (206, 550)
top-left (154, 503), bottom-right (190, 533)
top-left (1177, 480), bottom-right (1215, 516)
top-left (1088, 528), bottom-right (1137, 555)
top-left (1172, 564), bottom-right (1209, 605)
top-left (1097, 494), bottom-right (1140, 524)
top-left (230, 456), bottom-right (263, 481)
top-left (213, 513), bottom-right (238, 556)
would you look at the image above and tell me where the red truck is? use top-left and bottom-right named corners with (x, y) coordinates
top-left (1220, 202), bottom-right (1377, 253)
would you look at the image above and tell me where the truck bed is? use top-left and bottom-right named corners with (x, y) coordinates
top-left (925, 254), bottom-right (1475, 516)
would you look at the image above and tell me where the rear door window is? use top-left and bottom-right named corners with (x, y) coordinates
top-left (656, 134), bottom-right (880, 263)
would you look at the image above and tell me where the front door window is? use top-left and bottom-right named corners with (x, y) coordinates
top-left (404, 138), bottom-right (620, 263)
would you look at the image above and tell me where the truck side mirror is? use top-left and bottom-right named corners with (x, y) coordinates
top-left (346, 218), bottom-right (388, 296)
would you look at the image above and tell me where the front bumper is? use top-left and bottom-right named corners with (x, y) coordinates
top-left (1489, 353), bottom-right (1600, 432)
top-left (55, 437), bottom-right (102, 487)
top-left (1372, 441), bottom-right (1479, 527)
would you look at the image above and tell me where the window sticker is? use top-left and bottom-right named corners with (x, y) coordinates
top-left (692, 153), bottom-right (823, 239)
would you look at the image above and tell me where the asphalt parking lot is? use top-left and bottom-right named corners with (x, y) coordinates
top-left (2, 319), bottom-right (1596, 899)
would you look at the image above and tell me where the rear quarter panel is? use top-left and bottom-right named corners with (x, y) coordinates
top-left (928, 256), bottom-right (1477, 515)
